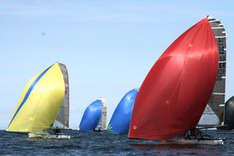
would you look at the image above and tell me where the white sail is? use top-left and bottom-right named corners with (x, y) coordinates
top-left (198, 105), bottom-right (220, 127)
top-left (95, 98), bottom-right (107, 131)
top-left (52, 63), bottom-right (70, 129)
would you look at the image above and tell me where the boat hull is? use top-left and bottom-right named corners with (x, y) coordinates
top-left (28, 132), bottom-right (70, 139)
top-left (161, 138), bottom-right (224, 145)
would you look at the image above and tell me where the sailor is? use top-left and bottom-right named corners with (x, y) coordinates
top-left (184, 127), bottom-right (202, 139)
top-left (53, 128), bottom-right (61, 135)
top-left (161, 127), bottom-right (208, 144)
top-left (93, 128), bottom-right (101, 132)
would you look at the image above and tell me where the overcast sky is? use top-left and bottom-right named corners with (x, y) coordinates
top-left (1, 0), bottom-right (234, 129)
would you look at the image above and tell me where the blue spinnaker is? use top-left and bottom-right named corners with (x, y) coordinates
top-left (108, 89), bottom-right (138, 134)
top-left (79, 99), bottom-right (103, 131)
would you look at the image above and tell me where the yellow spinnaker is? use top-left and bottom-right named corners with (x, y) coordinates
top-left (7, 63), bottom-right (65, 132)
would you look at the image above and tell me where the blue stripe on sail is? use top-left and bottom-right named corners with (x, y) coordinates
top-left (8, 65), bottom-right (53, 127)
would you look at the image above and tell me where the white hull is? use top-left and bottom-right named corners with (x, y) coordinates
top-left (28, 131), bottom-right (70, 139)
top-left (95, 98), bottom-right (107, 131)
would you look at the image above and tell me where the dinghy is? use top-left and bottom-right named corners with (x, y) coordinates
top-left (108, 89), bottom-right (137, 134)
top-left (7, 63), bottom-right (70, 139)
top-left (128, 17), bottom-right (223, 145)
top-left (79, 98), bottom-right (107, 131)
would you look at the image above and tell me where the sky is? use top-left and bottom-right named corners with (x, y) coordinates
top-left (0, 0), bottom-right (234, 130)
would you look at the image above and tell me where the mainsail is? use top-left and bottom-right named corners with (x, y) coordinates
top-left (205, 16), bottom-right (226, 125)
top-left (95, 98), bottom-right (107, 131)
top-left (7, 63), bottom-right (69, 132)
top-left (199, 105), bottom-right (220, 126)
top-left (52, 63), bottom-right (69, 129)
top-left (129, 18), bottom-right (218, 140)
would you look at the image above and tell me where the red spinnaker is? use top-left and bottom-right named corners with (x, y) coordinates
top-left (129, 18), bottom-right (218, 140)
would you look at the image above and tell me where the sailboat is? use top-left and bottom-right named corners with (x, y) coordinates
top-left (7, 62), bottom-right (70, 139)
top-left (108, 89), bottom-right (137, 134)
top-left (79, 98), bottom-right (107, 131)
top-left (128, 17), bottom-right (223, 145)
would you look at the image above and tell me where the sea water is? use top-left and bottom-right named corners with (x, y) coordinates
top-left (0, 130), bottom-right (234, 156)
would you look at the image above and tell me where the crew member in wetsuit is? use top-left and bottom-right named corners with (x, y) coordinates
top-left (93, 128), bottom-right (101, 132)
top-left (53, 128), bottom-right (61, 135)
top-left (161, 127), bottom-right (210, 144)
top-left (184, 127), bottom-right (202, 139)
